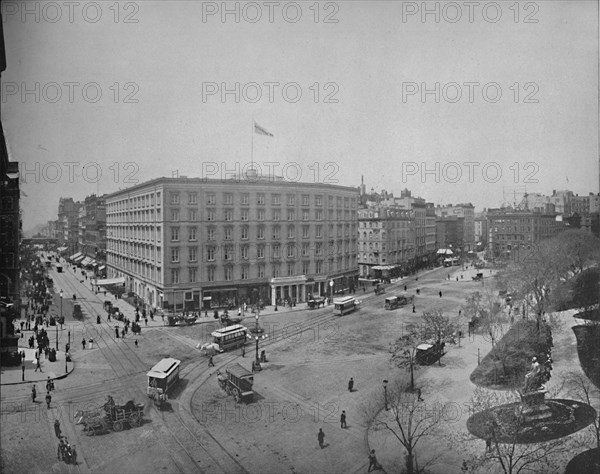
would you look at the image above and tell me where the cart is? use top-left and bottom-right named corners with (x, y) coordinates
top-left (217, 364), bottom-right (254, 403)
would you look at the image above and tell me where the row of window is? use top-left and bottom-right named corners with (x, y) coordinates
top-left (169, 192), bottom-right (356, 209)
top-left (108, 192), bottom-right (162, 212)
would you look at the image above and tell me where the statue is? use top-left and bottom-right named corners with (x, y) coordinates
top-left (523, 357), bottom-right (542, 392)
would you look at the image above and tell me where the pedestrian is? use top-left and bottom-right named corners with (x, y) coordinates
top-left (34, 354), bottom-right (42, 372)
top-left (88, 338), bottom-right (93, 349)
top-left (31, 385), bottom-right (37, 403)
top-left (144, 317), bottom-right (148, 326)
top-left (439, 291), bottom-right (442, 298)
top-left (65, 342), bottom-right (70, 353)
top-left (241, 345), bottom-right (245, 357)
top-left (134, 339), bottom-right (138, 347)
top-left (45, 391), bottom-right (52, 408)
top-left (54, 419), bottom-right (61, 438)
top-left (121, 328), bottom-right (125, 338)
top-left (317, 428), bottom-right (325, 449)
top-left (458, 309), bottom-right (462, 317)
top-left (340, 410), bottom-right (347, 428)
top-left (368, 449), bottom-right (380, 472)
top-left (412, 304), bottom-right (416, 313)
top-left (46, 377), bottom-right (52, 393)
top-left (208, 355), bottom-right (215, 367)
top-left (417, 388), bottom-right (424, 401)
top-left (404, 285), bottom-right (407, 291)
top-left (81, 338), bottom-right (86, 350)
top-left (348, 377), bottom-right (354, 392)
top-left (115, 327), bottom-right (119, 338)
top-left (108, 313), bottom-right (111, 322)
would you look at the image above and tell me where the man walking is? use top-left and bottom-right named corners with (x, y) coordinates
top-left (81, 338), bottom-right (86, 350)
top-left (208, 355), bottom-right (215, 367)
top-left (241, 345), bottom-right (245, 357)
top-left (31, 385), bottom-right (37, 403)
top-left (317, 428), bottom-right (325, 449)
top-left (340, 410), bottom-right (347, 428)
top-left (45, 391), bottom-right (52, 408)
top-left (54, 419), bottom-right (62, 438)
top-left (348, 377), bottom-right (354, 392)
top-left (368, 449), bottom-right (380, 472)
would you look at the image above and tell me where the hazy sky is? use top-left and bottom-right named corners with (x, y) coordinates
top-left (2, 0), bottom-right (598, 230)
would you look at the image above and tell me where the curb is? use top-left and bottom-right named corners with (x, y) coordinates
top-left (1, 363), bottom-right (75, 386)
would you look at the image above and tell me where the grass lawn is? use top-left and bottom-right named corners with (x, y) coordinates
top-left (470, 320), bottom-right (553, 389)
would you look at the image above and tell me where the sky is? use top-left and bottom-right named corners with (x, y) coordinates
top-left (1, 0), bottom-right (598, 231)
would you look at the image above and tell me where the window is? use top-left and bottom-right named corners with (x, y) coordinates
top-left (257, 245), bottom-right (265, 259)
top-left (287, 244), bottom-right (295, 258)
top-left (170, 193), bottom-right (180, 204)
top-left (207, 228), bottom-right (214, 241)
top-left (272, 227), bottom-right (280, 239)
top-left (316, 210), bottom-right (323, 220)
top-left (287, 263), bottom-right (295, 276)
top-left (316, 225), bottom-right (322, 238)
top-left (207, 194), bottom-right (216, 205)
top-left (303, 210), bottom-right (309, 221)
top-left (257, 194), bottom-right (265, 205)
top-left (224, 246), bottom-right (234, 261)
top-left (171, 269), bottom-right (179, 283)
top-left (207, 246), bottom-right (215, 261)
top-left (224, 193), bottom-right (233, 205)
top-left (224, 228), bottom-right (232, 240)
top-left (241, 209), bottom-right (249, 221)
top-left (189, 247), bottom-right (197, 262)
top-left (302, 195), bottom-right (309, 206)
top-left (189, 227), bottom-right (197, 241)
top-left (329, 196), bottom-right (334, 208)
top-left (302, 225), bottom-right (310, 238)
top-left (225, 210), bottom-right (233, 221)
top-left (171, 228), bottom-right (179, 242)
top-left (171, 248), bottom-right (179, 263)
top-left (257, 227), bottom-right (265, 240)
top-left (316, 195), bottom-right (323, 206)
top-left (302, 243), bottom-right (310, 257)
top-left (225, 267), bottom-right (233, 281)
top-left (272, 194), bottom-right (281, 205)
top-left (316, 243), bottom-right (323, 256)
top-left (241, 266), bottom-right (249, 280)
top-left (189, 209), bottom-right (197, 221)
top-left (287, 194), bottom-right (295, 206)
top-left (188, 193), bottom-right (197, 204)
top-left (241, 227), bottom-right (249, 240)
top-left (207, 210), bottom-right (215, 221)
top-left (241, 245), bottom-right (249, 260)
top-left (302, 261), bottom-right (310, 274)
top-left (258, 265), bottom-right (265, 278)
top-left (189, 267), bottom-right (197, 282)
top-left (207, 267), bottom-right (215, 281)
top-left (172, 209), bottom-right (179, 221)
top-left (287, 225), bottom-right (294, 238)
top-left (241, 193), bottom-right (249, 204)
top-left (272, 264), bottom-right (280, 277)
top-left (273, 209), bottom-right (280, 221)
top-left (257, 209), bottom-right (265, 221)
top-left (273, 245), bottom-right (281, 258)
top-left (287, 211), bottom-right (295, 221)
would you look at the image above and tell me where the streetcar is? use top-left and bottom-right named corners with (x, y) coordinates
top-left (211, 324), bottom-right (248, 352)
top-left (333, 296), bottom-right (359, 316)
top-left (146, 357), bottom-right (181, 405)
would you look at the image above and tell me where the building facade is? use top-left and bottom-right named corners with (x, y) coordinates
top-left (486, 209), bottom-right (565, 260)
top-left (105, 177), bottom-right (359, 311)
top-left (435, 203), bottom-right (475, 251)
top-left (357, 206), bottom-right (414, 278)
top-left (78, 194), bottom-right (106, 263)
top-left (57, 197), bottom-right (80, 254)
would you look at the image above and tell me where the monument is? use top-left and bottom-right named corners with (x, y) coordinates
top-left (518, 356), bottom-right (553, 422)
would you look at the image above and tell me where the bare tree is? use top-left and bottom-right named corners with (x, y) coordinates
top-left (564, 373), bottom-right (600, 449)
top-left (390, 326), bottom-right (421, 391)
top-left (366, 379), bottom-right (440, 474)
top-left (420, 310), bottom-right (458, 365)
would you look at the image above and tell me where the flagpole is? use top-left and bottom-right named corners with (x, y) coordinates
top-left (250, 117), bottom-right (255, 170)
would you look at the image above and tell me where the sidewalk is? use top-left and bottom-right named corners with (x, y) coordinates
top-left (0, 347), bottom-right (73, 386)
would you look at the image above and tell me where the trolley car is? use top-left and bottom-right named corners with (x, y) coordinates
top-left (146, 358), bottom-right (181, 409)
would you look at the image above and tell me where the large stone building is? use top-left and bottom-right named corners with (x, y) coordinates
top-left (435, 203), bottom-right (475, 251)
top-left (357, 206), bottom-right (414, 279)
top-left (486, 209), bottom-right (565, 260)
top-left (105, 176), bottom-right (359, 311)
top-left (78, 194), bottom-right (106, 264)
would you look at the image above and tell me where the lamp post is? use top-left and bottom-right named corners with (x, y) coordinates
top-left (329, 279), bottom-right (334, 304)
top-left (58, 290), bottom-right (63, 350)
top-left (383, 379), bottom-right (389, 411)
top-left (254, 333), bottom-right (268, 367)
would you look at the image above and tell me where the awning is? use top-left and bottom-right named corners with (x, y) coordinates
top-left (81, 257), bottom-right (93, 266)
top-left (70, 252), bottom-right (82, 260)
top-left (91, 262), bottom-right (99, 267)
top-left (437, 249), bottom-right (454, 255)
top-left (203, 296), bottom-right (212, 301)
top-left (57, 247), bottom-right (68, 252)
top-left (98, 265), bottom-right (106, 271)
top-left (74, 255), bottom-right (85, 263)
top-left (96, 277), bottom-right (125, 286)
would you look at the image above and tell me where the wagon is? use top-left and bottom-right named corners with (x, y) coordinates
top-left (217, 363), bottom-right (254, 403)
top-left (75, 396), bottom-right (144, 435)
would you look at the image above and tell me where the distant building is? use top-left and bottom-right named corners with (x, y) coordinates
top-left (435, 204), bottom-right (475, 251)
top-left (105, 176), bottom-right (359, 311)
top-left (474, 217), bottom-right (488, 247)
top-left (57, 197), bottom-right (80, 254)
top-left (486, 209), bottom-right (565, 260)
top-left (358, 206), bottom-right (414, 279)
top-left (78, 194), bottom-right (106, 265)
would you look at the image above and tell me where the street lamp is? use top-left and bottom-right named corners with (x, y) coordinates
top-left (329, 279), bottom-right (334, 303)
top-left (383, 379), bottom-right (389, 411)
top-left (253, 333), bottom-right (268, 368)
top-left (57, 290), bottom-right (64, 350)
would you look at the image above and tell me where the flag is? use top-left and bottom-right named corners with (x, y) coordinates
top-left (254, 122), bottom-right (273, 137)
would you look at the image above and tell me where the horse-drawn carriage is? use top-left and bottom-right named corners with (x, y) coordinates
top-left (217, 363), bottom-right (254, 403)
top-left (147, 386), bottom-right (168, 410)
top-left (374, 284), bottom-right (385, 295)
top-left (75, 395), bottom-right (144, 435)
